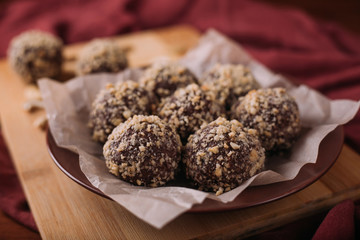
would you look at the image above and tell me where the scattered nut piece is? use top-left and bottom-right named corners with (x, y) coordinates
top-left (230, 142), bottom-right (240, 150)
top-left (215, 187), bottom-right (224, 196)
top-left (33, 115), bottom-right (47, 130)
top-left (23, 99), bottom-right (44, 112)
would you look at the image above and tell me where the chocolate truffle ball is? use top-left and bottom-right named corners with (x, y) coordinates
top-left (158, 84), bottom-right (224, 141)
top-left (184, 117), bottom-right (265, 195)
top-left (89, 81), bottom-right (152, 143)
top-left (77, 39), bottom-right (128, 75)
top-left (231, 88), bottom-right (301, 152)
top-left (8, 30), bottom-right (63, 83)
top-left (140, 62), bottom-right (198, 100)
top-left (103, 115), bottom-right (182, 187)
top-left (201, 64), bottom-right (260, 108)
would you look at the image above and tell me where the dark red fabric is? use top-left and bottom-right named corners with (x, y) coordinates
top-left (0, 131), bottom-right (38, 231)
top-left (1, 0), bottom-right (359, 151)
top-left (1, 0), bottom-right (360, 238)
top-left (313, 200), bottom-right (355, 240)
top-left (248, 200), bottom-right (360, 240)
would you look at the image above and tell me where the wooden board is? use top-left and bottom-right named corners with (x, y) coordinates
top-left (1, 25), bottom-right (360, 239)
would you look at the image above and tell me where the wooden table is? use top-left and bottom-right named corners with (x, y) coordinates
top-left (1, 25), bottom-right (360, 239)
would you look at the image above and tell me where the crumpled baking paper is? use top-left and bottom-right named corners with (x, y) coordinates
top-left (38, 29), bottom-right (360, 229)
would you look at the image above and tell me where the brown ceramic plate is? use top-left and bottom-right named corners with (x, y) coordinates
top-left (46, 126), bottom-right (344, 212)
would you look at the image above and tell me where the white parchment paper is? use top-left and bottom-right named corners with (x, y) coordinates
top-left (38, 29), bottom-right (360, 229)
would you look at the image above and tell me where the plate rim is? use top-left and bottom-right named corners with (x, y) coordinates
top-left (46, 126), bottom-right (344, 213)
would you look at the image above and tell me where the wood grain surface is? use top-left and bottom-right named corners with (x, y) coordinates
top-left (1, 25), bottom-right (360, 240)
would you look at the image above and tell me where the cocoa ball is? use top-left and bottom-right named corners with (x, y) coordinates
top-left (89, 81), bottom-right (152, 143)
top-left (201, 63), bottom-right (259, 109)
top-left (231, 88), bottom-right (301, 152)
top-left (103, 115), bottom-right (182, 187)
top-left (140, 62), bottom-right (198, 100)
top-left (8, 30), bottom-right (63, 83)
top-left (184, 117), bottom-right (265, 195)
top-left (77, 39), bottom-right (128, 75)
top-left (158, 84), bottom-right (224, 141)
